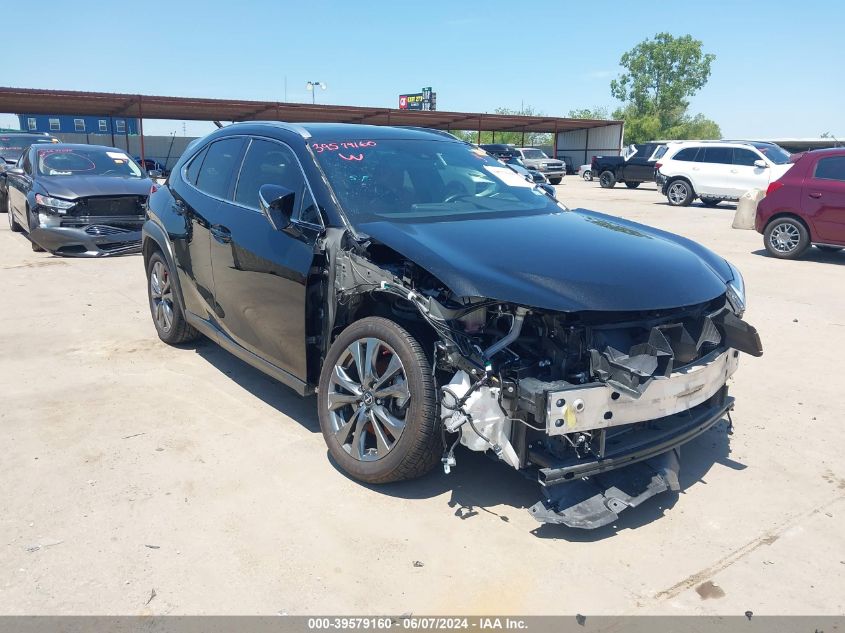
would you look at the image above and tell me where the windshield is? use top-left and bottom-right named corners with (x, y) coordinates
top-left (312, 139), bottom-right (563, 222)
top-left (36, 148), bottom-right (143, 177)
top-left (521, 149), bottom-right (547, 160)
top-left (753, 143), bottom-right (791, 165)
top-left (0, 136), bottom-right (53, 160)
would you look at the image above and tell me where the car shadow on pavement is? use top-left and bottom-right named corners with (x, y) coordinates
top-left (345, 418), bottom-right (742, 540)
top-left (751, 247), bottom-right (845, 264)
top-left (192, 338), bottom-right (321, 433)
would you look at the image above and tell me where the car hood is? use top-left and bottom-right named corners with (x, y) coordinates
top-left (38, 175), bottom-right (152, 199)
top-left (355, 209), bottom-right (732, 312)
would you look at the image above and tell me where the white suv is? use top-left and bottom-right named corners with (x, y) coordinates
top-left (656, 141), bottom-right (793, 206)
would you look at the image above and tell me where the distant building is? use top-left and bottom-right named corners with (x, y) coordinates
top-left (16, 114), bottom-right (140, 135)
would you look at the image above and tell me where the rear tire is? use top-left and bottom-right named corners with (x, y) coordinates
top-left (582, 170), bottom-right (592, 181)
top-left (625, 181), bottom-right (640, 189)
top-left (700, 197), bottom-right (721, 207)
top-left (666, 179), bottom-right (694, 206)
top-left (318, 317), bottom-right (440, 484)
top-left (764, 217), bottom-right (809, 259)
top-left (599, 171), bottom-right (616, 188)
top-left (146, 251), bottom-right (200, 344)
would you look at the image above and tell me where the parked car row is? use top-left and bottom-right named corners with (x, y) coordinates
top-left (591, 139), bottom-right (845, 260)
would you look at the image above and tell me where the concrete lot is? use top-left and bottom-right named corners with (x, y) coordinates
top-left (1, 177), bottom-right (844, 615)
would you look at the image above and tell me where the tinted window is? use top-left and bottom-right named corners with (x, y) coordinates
top-left (234, 139), bottom-right (304, 211)
top-left (195, 138), bottom-right (243, 199)
top-left (653, 145), bottom-right (669, 160)
top-left (733, 148), bottom-right (761, 166)
top-left (814, 156), bottom-right (845, 182)
top-left (672, 147), bottom-right (699, 162)
top-left (22, 151), bottom-right (32, 175)
top-left (184, 146), bottom-right (208, 185)
top-left (632, 144), bottom-right (654, 159)
top-left (299, 187), bottom-right (321, 225)
top-left (699, 147), bottom-right (733, 164)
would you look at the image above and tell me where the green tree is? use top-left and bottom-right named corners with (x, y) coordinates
top-left (567, 106), bottom-right (610, 120)
top-left (610, 33), bottom-right (720, 144)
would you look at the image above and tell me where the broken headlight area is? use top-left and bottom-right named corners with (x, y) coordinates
top-left (330, 243), bottom-right (762, 528)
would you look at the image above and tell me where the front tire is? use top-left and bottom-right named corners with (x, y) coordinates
top-left (666, 179), bottom-right (694, 206)
top-left (764, 217), bottom-right (809, 259)
top-left (625, 181), bottom-right (640, 189)
top-left (548, 177), bottom-right (562, 185)
top-left (318, 317), bottom-right (440, 484)
top-left (146, 251), bottom-right (200, 344)
top-left (599, 171), bottom-right (616, 188)
top-left (582, 170), bottom-right (592, 181)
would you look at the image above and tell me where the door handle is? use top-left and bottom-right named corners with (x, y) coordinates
top-left (809, 192), bottom-right (823, 199)
top-left (211, 224), bottom-right (232, 243)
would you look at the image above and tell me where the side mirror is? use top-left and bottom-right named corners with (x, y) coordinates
top-left (753, 159), bottom-right (768, 169)
top-left (149, 169), bottom-right (162, 179)
top-left (7, 167), bottom-right (24, 176)
top-left (259, 183), bottom-right (295, 231)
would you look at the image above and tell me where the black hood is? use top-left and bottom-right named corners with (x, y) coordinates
top-left (356, 209), bottom-right (733, 313)
top-left (38, 175), bottom-right (152, 199)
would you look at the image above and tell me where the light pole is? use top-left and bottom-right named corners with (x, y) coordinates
top-left (306, 81), bottom-right (327, 104)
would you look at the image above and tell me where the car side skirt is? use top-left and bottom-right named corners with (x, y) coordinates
top-left (184, 310), bottom-right (312, 397)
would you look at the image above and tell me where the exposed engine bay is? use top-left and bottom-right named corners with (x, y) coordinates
top-left (323, 232), bottom-right (763, 528)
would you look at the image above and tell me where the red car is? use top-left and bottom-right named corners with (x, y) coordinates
top-left (756, 148), bottom-right (845, 259)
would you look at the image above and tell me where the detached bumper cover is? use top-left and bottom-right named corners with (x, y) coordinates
top-left (528, 390), bottom-right (732, 528)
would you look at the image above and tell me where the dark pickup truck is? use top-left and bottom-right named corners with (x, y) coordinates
top-left (591, 142), bottom-right (666, 189)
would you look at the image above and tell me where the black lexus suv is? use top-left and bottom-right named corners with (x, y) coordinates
top-left (143, 122), bottom-right (762, 529)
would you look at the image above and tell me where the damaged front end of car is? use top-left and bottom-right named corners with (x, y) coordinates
top-left (320, 230), bottom-right (763, 529)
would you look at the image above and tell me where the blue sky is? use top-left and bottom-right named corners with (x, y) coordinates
top-left (1, 0), bottom-right (842, 139)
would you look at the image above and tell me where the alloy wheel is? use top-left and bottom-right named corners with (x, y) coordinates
top-left (668, 182), bottom-right (688, 205)
top-left (149, 260), bottom-right (175, 333)
top-left (327, 337), bottom-right (410, 462)
top-left (769, 222), bottom-right (801, 253)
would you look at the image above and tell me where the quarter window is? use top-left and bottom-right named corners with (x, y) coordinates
top-left (49, 118), bottom-right (60, 131)
top-left (195, 138), bottom-right (244, 199)
top-left (27, 117), bottom-right (37, 131)
top-left (184, 146), bottom-right (209, 185)
top-left (298, 186), bottom-right (321, 225)
top-left (699, 147), bottom-right (732, 164)
top-left (814, 156), bottom-right (845, 182)
top-left (733, 148), bottom-right (761, 166)
top-left (234, 139), bottom-right (305, 211)
top-left (99, 119), bottom-right (108, 132)
top-left (672, 147), bottom-right (699, 161)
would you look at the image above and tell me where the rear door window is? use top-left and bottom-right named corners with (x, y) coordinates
top-left (195, 138), bottom-right (245, 199)
top-left (698, 147), bottom-right (733, 164)
top-left (733, 148), bottom-right (761, 166)
top-left (813, 156), bottom-right (845, 181)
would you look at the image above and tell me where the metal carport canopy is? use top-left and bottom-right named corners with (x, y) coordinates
top-left (0, 87), bottom-right (620, 133)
